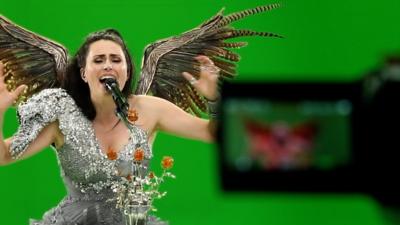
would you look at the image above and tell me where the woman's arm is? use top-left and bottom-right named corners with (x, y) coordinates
top-left (0, 119), bottom-right (61, 166)
top-left (0, 111), bottom-right (12, 165)
top-left (139, 55), bottom-right (220, 142)
top-left (142, 96), bottom-right (214, 142)
top-left (0, 61), bottom-right (60, 166)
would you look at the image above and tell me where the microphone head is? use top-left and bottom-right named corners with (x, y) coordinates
top-left (100, 76), bottom-right (117, 86)
top-left (100, 77), bottom-right (120, 93)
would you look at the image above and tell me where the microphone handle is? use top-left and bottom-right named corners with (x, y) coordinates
top-left (104, 82), bottom-right (129, 117)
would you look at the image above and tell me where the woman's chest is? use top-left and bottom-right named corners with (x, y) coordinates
top-left (93, 122), bottom-right (131, 155)
top-left (56, 110), bottom-right (153, 189)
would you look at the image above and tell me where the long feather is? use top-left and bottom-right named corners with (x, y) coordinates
top-left (136, 3), bottom-right (282, 116)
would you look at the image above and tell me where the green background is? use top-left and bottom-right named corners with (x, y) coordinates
top-left (1, 0), bottom-right (399, 224)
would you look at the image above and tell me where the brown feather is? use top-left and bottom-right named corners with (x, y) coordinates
top-left (136, 3), bottom-right (282, 116)
top-left (0, 15), bottom-right (67, 105)
top-left (216, 3), bottom-right (281, 29)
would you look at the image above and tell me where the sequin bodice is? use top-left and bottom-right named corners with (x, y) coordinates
top-left (9, 88), bottom-right (168, 224)
top-left (10, 88), bottom-right (152, 195)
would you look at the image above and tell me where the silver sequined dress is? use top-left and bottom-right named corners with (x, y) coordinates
top-left (10, 88), bottom-right (167, 225)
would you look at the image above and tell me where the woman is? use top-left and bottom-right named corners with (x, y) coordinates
top-left (0, 29), bottom-right (219, 224)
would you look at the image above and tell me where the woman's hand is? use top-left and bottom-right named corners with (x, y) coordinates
top-left (182, 55), bottom-right (220, 101)
top-left (0, 61), bottom-right (26, 113)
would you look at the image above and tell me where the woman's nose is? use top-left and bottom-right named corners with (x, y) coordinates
top-left (103, 62), bottom-right (113, 71)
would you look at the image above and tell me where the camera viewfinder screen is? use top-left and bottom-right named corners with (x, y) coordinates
top-left (223, 99), bottom-right (352, 172)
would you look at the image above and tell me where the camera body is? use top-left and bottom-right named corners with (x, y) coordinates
top-left (217, 81), bottom-right (400, 206)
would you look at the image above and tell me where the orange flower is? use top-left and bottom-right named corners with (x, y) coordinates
top-left (148, 171), bottom-right (155, 179)
top-left (133, 148), bottom-right (145, 162)
top-left (126, 174), bottom-right (132, 181)
top-left (106, 147), bottom-right (118, 160)
top-left (128, 109), bottom-right (139, 123)
top-left (161, 156), bottom-right (174, 170)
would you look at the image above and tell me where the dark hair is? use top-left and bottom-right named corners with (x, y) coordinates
top-left (62, 29), bottom-right (135, 120)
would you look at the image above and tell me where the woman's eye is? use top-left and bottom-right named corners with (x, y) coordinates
top-left (112, 59), bottom-right (121, 63)
top-left (94, 59), bottom-right (103, 63)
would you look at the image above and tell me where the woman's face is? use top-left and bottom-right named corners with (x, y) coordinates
top-left (82, 39), bottom-right (128, 97)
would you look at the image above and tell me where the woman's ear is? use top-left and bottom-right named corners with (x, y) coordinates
top-left (80, 69), bottom-right (87, 82)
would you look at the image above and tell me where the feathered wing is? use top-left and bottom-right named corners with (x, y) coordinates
top-left (136, 3), bottom-right (282, 116)
top-left (0, 15), bottom-right (68, 105)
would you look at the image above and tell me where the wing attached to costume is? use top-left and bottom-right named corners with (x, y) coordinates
top-left (136, 3), bottom-right (282, 116)
top-left (0, 15), bottom-right (68, 105)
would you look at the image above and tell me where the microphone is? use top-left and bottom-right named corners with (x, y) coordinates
top-left (100, 77), bottom-right (129, 118)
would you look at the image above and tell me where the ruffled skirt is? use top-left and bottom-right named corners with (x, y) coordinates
top-left (29, 195), bottom-right (167, 225)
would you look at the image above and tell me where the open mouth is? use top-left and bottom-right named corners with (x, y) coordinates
top-left (99, 75), bottom-right (117, 83)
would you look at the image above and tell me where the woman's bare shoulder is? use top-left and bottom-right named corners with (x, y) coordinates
top-left (127, 95), bottom-right (167, 133)
top-left (129, 95), bottom-right (169, 110)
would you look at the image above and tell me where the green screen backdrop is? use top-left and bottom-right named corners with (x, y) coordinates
top-left (1, 0), bottom-right (399, 224)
